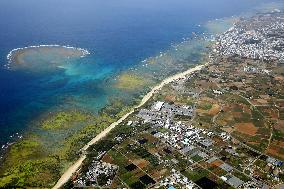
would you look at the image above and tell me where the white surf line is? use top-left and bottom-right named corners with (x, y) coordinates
top-left (52, 63), bottom-right (206, 189)
top-left (5, 45), bottom-right (90, 68)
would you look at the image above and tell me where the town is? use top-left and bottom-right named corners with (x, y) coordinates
top-left (214, 11), bottom-right (284, 63)
top-left (66, 11), bottom-right (284, 189)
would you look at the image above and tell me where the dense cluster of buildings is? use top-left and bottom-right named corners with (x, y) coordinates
top-left (74, 161), bottom-right (118, 187)
top-left (243, 66), bottom-right (271, 74)
top-left (138, 101), bottom-right (215, 151)
top-left (136, 100), bottom-right (276, 188)
top-left (138, 101), bottom-right (193, 126)
top-left (155, 169), bottom-right (197, 189)
top-left (138, 101), bottom-right (194, 123)
top-left (214, 12), bottom-right (284, 62)
top-left (137, 101), bottom-right (224, 152)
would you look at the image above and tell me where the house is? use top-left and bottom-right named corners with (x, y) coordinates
top-left (152, 101), bottom-right (164, 111)
top-left (226, 175), bottom-right (244, 188)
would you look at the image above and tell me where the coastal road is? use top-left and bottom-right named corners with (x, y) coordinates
top-left (52, 155), bottom-right (86, 189)
top-left (52, 63), bottom-right (206, 189)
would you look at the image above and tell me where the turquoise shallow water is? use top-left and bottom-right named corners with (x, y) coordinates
top-left (0, 0), bottom-right (283, 152)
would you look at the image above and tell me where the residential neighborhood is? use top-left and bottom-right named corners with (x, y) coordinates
top-left (214, 12), bottom-right (284, 63)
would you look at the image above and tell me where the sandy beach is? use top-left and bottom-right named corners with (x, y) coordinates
top-left (52, 63), bottom-right (206, 189)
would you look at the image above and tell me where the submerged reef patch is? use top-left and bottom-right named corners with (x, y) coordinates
top-left (5, 45), bottom-right (90, 72)
top-left (115, 73), bottom-right (151, 91)
top-left (41, 111), bottom-right (91, 130)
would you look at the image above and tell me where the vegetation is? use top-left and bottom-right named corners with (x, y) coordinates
top-left (182, 167), bottom-right (209, 182)
top-left (115, 73), bottom-right (151, 91)
top-left (0, 137), bottom-right (60, 188)
top-left (41, 111), bottom-right (90, 130)
top-left (0, 99), bottom-right (137, 188)
top-left (198, 101), bottom-right (213, 110)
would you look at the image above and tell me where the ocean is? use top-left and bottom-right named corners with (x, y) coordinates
top-left (0, 0), bottom-right (282, 152)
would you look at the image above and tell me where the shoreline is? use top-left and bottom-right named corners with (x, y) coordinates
top-left (52, 62), bottom-right (207, 189)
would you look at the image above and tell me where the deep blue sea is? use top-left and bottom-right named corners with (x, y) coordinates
top-left (0, 0), bottom-right (282, 150)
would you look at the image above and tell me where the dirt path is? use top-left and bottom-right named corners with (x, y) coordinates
top-left (52, 64), bottom-right (206, 189)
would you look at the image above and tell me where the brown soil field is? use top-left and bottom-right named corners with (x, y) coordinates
top-left (150, 168), bottom-right (167, 180)
top-left (201, 97), bottom-right (216, 103)
top-left (211, 160), bottom-right (223, 167)
top-left (196, 109), bottom-right (207, 115)
top-left (223, 106), bottom-right (230, 112)
top-left (266, 145), bottom-right (284, 160)
top-left (165, 95), bottom-right (175, 102)
top-left (276, 101), bottom-right (284, 108)
top-left (269, 109), bottom-right (279, 119)
top-left (235, 123), bottom-right (258, 136)
top-left (148, 147), bottom-right (157, 154)
top-left (133, 159), bottom-right (149, 169)
top-left (196, 80), bottom-right (213, 88)
top-left (233, 82), bottom-right (244, 88)
top-left (231, 138), bottom-right (240, 145)
top-left (274, 120), bottom-right (284, 132)
top-left (232, 112), bottom-right (242, 118)
top-left (273, 110), bottom-right (280, 119)
top-left (243, 106), bottom-right (252, 114)
top-left (274, 76), bottom-right (284, 81)
top-left (143, 134), bottom-right (158, 143)
top-left (102, 154), bottom-right (113, 163)
top-left (208, 104), bottom-right (221, 115)
top-left (212, 136), bottom-right (227, 147)
top-left (221, 127), bottom-right (233, 133)
top-left (256, 99), bottom-right (268, 104)
top-left (251, 99), bottom-right (268, 106)
top-left (261, 107), bottom-right (279, 119)
top-left (234, 104), bottom-right (243, 110)
top-left (212, 167), bottom-right (225, 176)
top-left (279, 141), bottom-right (284, 148)
top-left (259, 95), bottom-right (270, 99)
